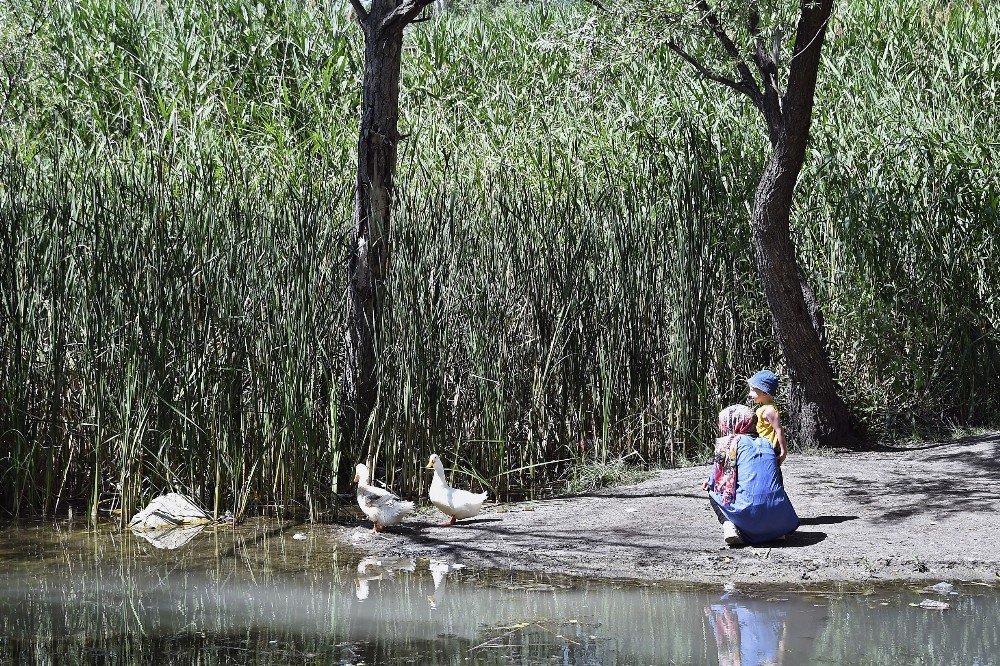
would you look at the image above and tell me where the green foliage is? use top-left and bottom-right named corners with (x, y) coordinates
top-left (0, 0), bottom-right (996, 516)
top-left (562, 453), bottom-right (655, 495)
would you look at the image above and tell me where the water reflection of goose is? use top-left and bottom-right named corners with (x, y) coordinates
top-left (354, 557), bottom-right (416, 602)
top-left (427, 559), bottom-right (464, 609)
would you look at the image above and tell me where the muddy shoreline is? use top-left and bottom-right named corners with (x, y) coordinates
top-left (328, 432), bottom-right (1000, 586)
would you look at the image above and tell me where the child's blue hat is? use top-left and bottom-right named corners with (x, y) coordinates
top-left (747, 370), bottom-right (779, 396)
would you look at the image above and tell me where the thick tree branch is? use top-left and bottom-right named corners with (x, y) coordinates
top-left (747, 0), bottom-right (783, 140)
top-left (382, 0), bottom-right (435, 35)
top-left (788, 0), bottom-right (834, 70)
top-left (747, 0), bottom-right (770, 71)
top-left (771, 25), bottom-right (784, 70)
top-left (349, 0), bottom-right (369, 22)
top-left (783, 0), bottom-right (834, 136)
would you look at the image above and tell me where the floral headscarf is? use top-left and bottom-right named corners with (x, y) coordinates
top-left (718, 404), bottom-right (756, 436)
top-left (709, 405), bottom-right (756, 506)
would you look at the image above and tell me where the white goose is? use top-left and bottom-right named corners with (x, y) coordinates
top-left (425, 454), bottom-right (488, 525)
top-left (354, 463), bottom-right (414, 533)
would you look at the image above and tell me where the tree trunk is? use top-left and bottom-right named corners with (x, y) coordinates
top-left (341, 9), bottom-right (404, 481)
top-left (751, 147), bottom-right (860, 449)
top-left (669, 0), bottom-right (863, 447)
top-left (740, 0), bottom-right (863, 449)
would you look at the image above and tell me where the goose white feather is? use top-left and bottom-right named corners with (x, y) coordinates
top-left (425, 454), bottom-right (488, 525)
top-left (355, 463), bottom-right (414, 532)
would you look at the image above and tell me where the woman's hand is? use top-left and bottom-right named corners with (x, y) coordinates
top-left (701, 480), bottom-right (710, 491)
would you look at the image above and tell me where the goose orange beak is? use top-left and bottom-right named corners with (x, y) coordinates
top-left (353, 473), bottom-right (359, 483)
top-left (425, 460), bottom-right (434, 469)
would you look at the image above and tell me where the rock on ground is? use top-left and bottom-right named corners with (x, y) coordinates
top-left (330, 432), bottom-right (1000, 585)
top-left (128, 493), bottom-right (211, 530)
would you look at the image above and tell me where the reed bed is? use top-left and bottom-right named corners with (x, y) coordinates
top-left (0, 0), bottom-right (997, 517)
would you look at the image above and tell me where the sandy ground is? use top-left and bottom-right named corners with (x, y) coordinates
top-left (329, 432), bottom-right (1000, 585)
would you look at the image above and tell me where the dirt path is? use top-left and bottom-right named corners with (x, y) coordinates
top-left (330, 432), bottom-right (1000, 585)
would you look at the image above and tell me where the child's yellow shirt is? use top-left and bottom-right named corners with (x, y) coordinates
top-left (755, 404), bottom-right (780, 452)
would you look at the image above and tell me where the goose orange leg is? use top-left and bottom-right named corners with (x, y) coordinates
top-left (440, 515), bottom-right (456, 526)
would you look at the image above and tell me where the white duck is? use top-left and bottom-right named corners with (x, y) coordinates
top-left (425, 454), bottom-right (488, 525)
top-left (354, 463), bottom-right (414, 533)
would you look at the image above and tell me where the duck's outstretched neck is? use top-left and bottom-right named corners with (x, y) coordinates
top-left (431, 463), bottom-right (448, 488)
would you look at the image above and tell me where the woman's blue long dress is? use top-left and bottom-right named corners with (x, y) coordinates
top-left (708, 435), bottom-right (799, 544)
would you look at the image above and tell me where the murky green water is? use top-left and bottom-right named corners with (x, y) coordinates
top-left (0, 520), bottom-right (996, 665)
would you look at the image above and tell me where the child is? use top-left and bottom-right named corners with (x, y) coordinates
top-left (747, 370), bottom-right (787, 466)
top-left (702, 404), bottom-right (799, 546)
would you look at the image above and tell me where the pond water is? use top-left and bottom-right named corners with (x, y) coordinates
top-left (0, 520), bottom-right (996, 665)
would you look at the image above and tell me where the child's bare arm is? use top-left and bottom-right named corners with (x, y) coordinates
top-left (766, 407), bottom-right (788, 465)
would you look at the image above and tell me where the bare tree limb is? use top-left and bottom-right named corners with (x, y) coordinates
top-left (746, 0), bottom-right (782, 129)
top-left (382, 0), bottom-right (435, 35)
top-left (746, 3), bottom-right (772, 77)
top-left (694, 0), bottom-right (759, 92)
top-left (784, 0), bottom-right (835, 135)
top-left (743, 0), bottom-right (784, 77)
top-left (667, 40), bottom-right (763, 109)
top-left (771, 25), bottom-right (784, 70)
top-left (790, 16), bottom-right (831, 65)
top-left (747, 0), bottom-right (765, 54)
top-left (349, 0), bottom-right (369, 23)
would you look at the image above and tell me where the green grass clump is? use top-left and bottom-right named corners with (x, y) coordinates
top-left (561, 453), bottom-right (655, 496)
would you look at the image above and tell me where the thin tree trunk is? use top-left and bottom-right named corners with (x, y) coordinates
top-left (340, 0), bottom-right (418, 488)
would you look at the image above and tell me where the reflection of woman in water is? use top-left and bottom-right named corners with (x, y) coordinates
top-left (707, 601), bottom-right (788, 666)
